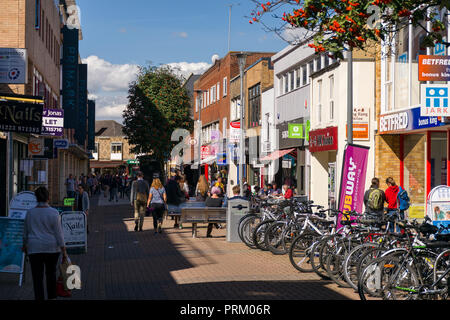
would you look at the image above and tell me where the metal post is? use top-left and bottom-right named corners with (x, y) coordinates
top-left (237, 53), bottom-right (247, 197)
top-left (347, 48), bottom-right (353, 145)
top-left (6, 132), bottom-right (13, 213)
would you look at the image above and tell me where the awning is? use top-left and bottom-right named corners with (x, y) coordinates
top-left (260, 148), bottom-right (295, 162)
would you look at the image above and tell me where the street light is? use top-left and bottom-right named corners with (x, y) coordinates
top-left (235, 52), bottom-right (247, 197)
top-left (194, 89), bottom-right (205, 181)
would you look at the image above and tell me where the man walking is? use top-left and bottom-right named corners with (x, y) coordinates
top-left (130, 172), bottom-right (150, 232)
top-left (65, 174), bottom-right (76, 199)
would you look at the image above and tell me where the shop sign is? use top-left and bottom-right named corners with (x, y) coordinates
top-left (288, 121), bottom-right (310, 141)
top-left (309, 127), bottom-right (338, 153)
top-left (434, 38), bottom-right (447, 56)
top-left (229, 122), bottom-right (241, 143)
top-left (418, 55), bottom-right (450, 82)
top-left (201, 146), bottom-right (211, 160)
top-left (0, 101), bottom-right (43, 134)
top-left (420, 84), bottom-right (449, 117)
top-left (42, 108), bottom-right (64, 136)
top-left (54, 139), bottom-right (69, 149)
top-left (0, 48), bottom-right (27, 84)
top-left (379, 106), bottom-right (445, 134)
top-left (61, 212), bottom-right (87, 252)
top-left (8, 191), bottom-right (37, 220)
top-left (337, 144), bottom-right (370, 228)
top-left (28, 137), bottom-right (45, 157)
top-left (217, 152), bottom-right (227, 165)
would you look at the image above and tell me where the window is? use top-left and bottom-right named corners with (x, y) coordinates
top-left (329, 75), bottom-right (335, 121)
top-left (222, 117), bottom-right (227, 139)
top-left (324, 54), bottom-right (329, 68)
top-left (248, 83), bottom-right (261, 128)
top-left (35, 0), bottom-right (41, 29)
top-left (203, 92), bottom-right (207, 108)
top-left (217, 82), bottom-right (220, 101)
top-left (302, 65), bottom-right (307, 86)
top-left (111, 143), bottom-right (123, 160)
top-left (296, 67), bottom-right (301, 88)
top-left (284, 74), bottom-right (288, 94)
top-left (223, 77), bottom-right (228, 97)
top-left (309, 60), bottom-right (314, 77)
top-left (316, 56), bottom-right (322, 71)
top-left (289, 70), bottom-right (295, 91)
top-left (318, 80), bottom-right (323, 123)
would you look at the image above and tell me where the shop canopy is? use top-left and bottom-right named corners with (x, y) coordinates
top-left (260, 148), bottom-right (295, 162)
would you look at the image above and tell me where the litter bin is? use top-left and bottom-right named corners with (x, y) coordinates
top-left (227, 199), bottom-right (250, 243)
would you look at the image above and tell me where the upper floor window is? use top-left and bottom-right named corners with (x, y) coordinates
top-left (248, 83), bottom-right (261, 128)
top-left (223, 77), bottom-right (228, 97)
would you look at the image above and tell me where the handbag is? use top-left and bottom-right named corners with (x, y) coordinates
top-left (57, 256), bottom-right (73, 297)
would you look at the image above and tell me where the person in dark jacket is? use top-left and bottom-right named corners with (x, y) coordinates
top-left (363, 178), bottom-right (386, 216)
top-left (205, 187), bottom-right (224, 238)
top-left (166, 175), bottom-right (186, 228)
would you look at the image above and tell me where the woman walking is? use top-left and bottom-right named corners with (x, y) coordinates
top-left (23, 187), bottom-right (68, 300)
top-left (205, 187), bottom-right (224, 238)
top-left (147, 178), bottom-right (167, 234)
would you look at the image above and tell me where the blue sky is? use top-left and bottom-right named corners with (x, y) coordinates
top-left (76, 0), bottom-right (290, 122)
top-left (77, 0), bottom-right (286, 66)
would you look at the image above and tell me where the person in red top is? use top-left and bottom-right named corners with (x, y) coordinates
top-left (283, 184), bottom-right (294, 200)
top-left (384, 177), bottom-right (402, 232)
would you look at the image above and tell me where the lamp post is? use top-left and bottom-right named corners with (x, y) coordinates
top-left (236, 52), bottom-right (247, 197)
top-left (194, 90), bottom-right (205, 182)
top-left (347, 48), bottom-right (353, 145)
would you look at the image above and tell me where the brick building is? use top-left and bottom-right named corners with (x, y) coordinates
top-left (192, 51), bottom-right (275, 185)
top-left (90, 120), bottom-right (138, 175)
top-left (0, 0), bottom-right (92, 212)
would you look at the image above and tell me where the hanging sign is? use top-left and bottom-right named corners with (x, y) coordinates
top-left (0, 48), bottom-right (27, 84)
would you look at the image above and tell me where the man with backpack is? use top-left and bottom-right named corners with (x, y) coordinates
top-left (363, 178), bottom-right (386, 217)
top-left (130, 172), bottom-right (150, 232)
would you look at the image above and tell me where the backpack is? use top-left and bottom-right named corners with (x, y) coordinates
top-left (397, 187), bottom-right (410, 210)
top-left (135, 180), bottom-right (148, 204)
top-left (367, 188), bottom-right (384, 211)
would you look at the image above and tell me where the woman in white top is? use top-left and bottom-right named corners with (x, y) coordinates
top-left (23, 187), bottom-right (67, 300)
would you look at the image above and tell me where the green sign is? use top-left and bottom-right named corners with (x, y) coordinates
top-left (64, 198), bottom-right (75, 206)
top-left (288, 121), bottom-right (310, 141)
top-left (127, 159), bottom-right (140, 165)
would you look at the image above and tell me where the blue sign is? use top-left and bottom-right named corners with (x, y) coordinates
top-left (380, 106), bottom-right (446, 133)
top-left (0, 218), bottom-right (25, 274)
top-left (54, 139), bottom-right (69, 149)
top-left (425, 87), bottom-right (448, 108)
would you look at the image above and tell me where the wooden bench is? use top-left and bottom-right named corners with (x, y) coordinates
top-left (181, 207), bottom-right (227, 238)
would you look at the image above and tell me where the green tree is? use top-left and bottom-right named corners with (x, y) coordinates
top-left (122, 65), bottom-right (193, 167)
top-left (250, 0), bottom-right (450, 58)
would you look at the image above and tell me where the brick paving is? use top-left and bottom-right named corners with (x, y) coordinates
top-left (0, 195), bottom-right (362, 300)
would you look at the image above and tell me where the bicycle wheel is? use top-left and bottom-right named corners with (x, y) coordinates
top-left (238, 214), bottom-right (257, 243)
top-left (434, 249), bottom-right (450, 300)
top-left (309, 235), bottom-right (332, 280)
top-left (264, 221), bottom-right (289, 255)
top-left (289, 231), bottom-right (319, 273)
top-left (240, 215), bottom-right (261, 249)
top-left (252, 219), bottom-right (275, 251)
top-left (325, 238), bottom-right (360, 288)
top-left (343, 243), bottom-right (379, 290)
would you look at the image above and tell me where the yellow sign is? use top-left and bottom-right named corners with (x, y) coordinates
top-left (409, 205), bottom-right (425, 219)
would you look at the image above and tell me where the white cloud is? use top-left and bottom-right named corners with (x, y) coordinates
top-left (82, 55), bottom-right (139, 93)
top-left (172, 31), bottom-right (188, 38)
top-left (164, 61), bottom-right (211, 79)
top-left (82, 56), bottom-right (210, 123)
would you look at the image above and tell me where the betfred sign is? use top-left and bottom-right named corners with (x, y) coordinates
top-left (418, 55), bottom-right (450, 81)
top-left (379, 111), bottom-right (409, 133)
top-left (309, 127), bottom-right (338, 153)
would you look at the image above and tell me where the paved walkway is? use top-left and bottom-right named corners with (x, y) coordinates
top-left (0, 195), bottom-right (361, 300)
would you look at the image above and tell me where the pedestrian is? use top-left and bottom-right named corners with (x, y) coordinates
top-left (384, 177), bottom-right (403, 232)
top-left (130, 172), bottom-right (150, 232)
top-left (205, 186), bottom-right (224, 238)
top-left (270, 182), bottom-right (282, 197)
top-left (87, 174), bottom-right (94, 197)
top-left (166, 175), bottom-right (186, 228)
top-left (65, 174), bottom-right (76, 199)
top-left (179, 175), bottom-right (190, 200)
top-left (75, 184), bottom-right (90, 233)
top-left (223, 185), bottom-right (247, 207)
top-left (363, 178), bottom-right (386, 217)
top-left (283, 184), bottom-right (294, 199)
top-left (23, 187), bottom-right (68, 300)
top-left (109, 174), bottom-right (119, 202)
top-left (147, 178), bottom-right (167, 234)
top-left (195, 175), bottom-right (209, 201)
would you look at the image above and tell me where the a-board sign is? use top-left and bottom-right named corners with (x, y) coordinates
top-left (427, 185), bottom-right (450, 234)
top-left (60, 212), bottom-right (87, 253)
top-left (0, 218), bottom-right (25, 279)
top-left (9, 191), bottom-right (37, 220)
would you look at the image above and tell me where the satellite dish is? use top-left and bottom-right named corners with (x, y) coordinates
top-left (212, 54), bottom-right (220, 64)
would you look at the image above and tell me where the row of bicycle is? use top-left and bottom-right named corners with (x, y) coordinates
top-left (238, 197), bottom-right (450, 300)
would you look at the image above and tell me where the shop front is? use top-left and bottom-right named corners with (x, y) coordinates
top-left (378, 106), bottom-right (450, 219)
top-left (267, 118), bottom-right (310, 195)
top-left (309, 126), bottom-right (339, 209)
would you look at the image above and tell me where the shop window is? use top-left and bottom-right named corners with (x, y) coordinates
top-left (403, 134), bottom-right (426, 205)
top-left (430, 132), bottom-right (448, 190)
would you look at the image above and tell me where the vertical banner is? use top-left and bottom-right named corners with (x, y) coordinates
top-left (338, 144), bottom-right (370, 228)
top-left (87, 100), bottom-right (96, 151)
top-left (76, 63), bottom-right (88, 146)
top-left (61, 26), bottom-right (79, 129)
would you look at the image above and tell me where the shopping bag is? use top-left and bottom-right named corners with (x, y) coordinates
top-left (59, 256), bottom-right (72, 290)
top-left (56, 276), bottom-right (72, 298)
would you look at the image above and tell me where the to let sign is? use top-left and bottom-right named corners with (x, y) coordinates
top-left (42, 108), bottom-right (64, 136)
